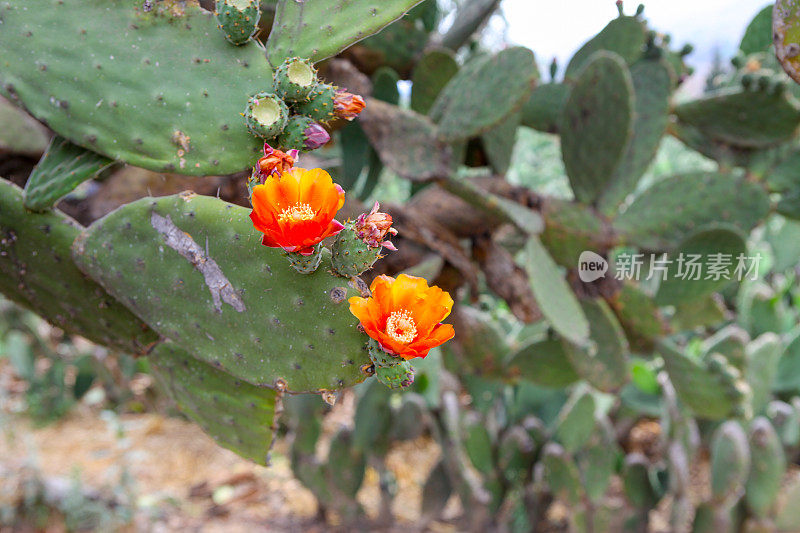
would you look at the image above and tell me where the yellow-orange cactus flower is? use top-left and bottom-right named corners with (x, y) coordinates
top-left (349, 274), bottom-right (455, 360)
top-left (250, 168), bottom-right (345, 256)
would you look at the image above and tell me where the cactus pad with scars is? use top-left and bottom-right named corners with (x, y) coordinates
top-left (71, 193), bottom-right (370, 393)
top-left (614, 172), bottom-right (771, 250)
top-left (410, 49), bottom-right (459, 115)
top-left (430, 47), bottom-right (538, 141)
top-left (23, 136), bottom-right (115, 212)
top-left (0, 178), bottom-right (157, 354)
top-left (674, 86), bottom-right (800, 148)
top-left (560, 51), bottom-right (634, 204)
top-left (149, 341), bottom-right (280, 465)
top-left (265, 0), bottom-right (426, 65)
top-left (0, 0), bottom-right (272, 176)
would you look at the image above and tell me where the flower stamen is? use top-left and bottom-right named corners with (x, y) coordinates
top-left (279, 203), bottom-right (316, 222)
top-left (385, 309), bottom-right (417, 344)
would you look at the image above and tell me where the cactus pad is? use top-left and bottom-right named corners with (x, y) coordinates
top-left (560, 51), bottom-right (634, 204)
top-left (0, 0), bottom-right (273, 175)
top-left (149, 341), bottom-right (280, 465)
top-left (410, 49), bottom-right (459, 115)
top-left (23, 136), bottom-right (115, 212)
top-left (710, 420), bottom-right (751, 503)
top-left (72, 192), bottom-right (370, 393)
top-left (506, 338), bottom-right (579, 388)
top-left (745, 417), bottom-right (786, 518)
top-left (430, 47), bottom-right (538, 141)
top-left (674, 86), bottom-right (800, 148)
top-left (774, 0), bottom-right (800, 84)
top-left (740, 5), bottom-right (773, 55)
top-left (520, 83), bottom-right (569, 134)
top-left (265, 0), bottom-right (426, 65)
top-left (0, 178), bottom-right (157, 354)
top-left (614, 172), bottom-right (771, 250)
top-left (564, 11), bottom-right (647, 78)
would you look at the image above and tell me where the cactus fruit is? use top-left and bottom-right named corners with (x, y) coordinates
top-left (0, 0), bottom-right (272, 175)
top-left (367, 338), bottom-right (415, 389)
top-left (215, 0), bottom-right (261, 45)
top-left (0, 178), bottom-right (157, 355)
top-left (277, 116), bottom-right (330, 152)
top-left (294, 84), bottom-right (338, 123)
top-left (71, 192), bottom-right (370, 393)
top-left (285, 247), bottom-right (323, 275)
top-left (274, 58), bottom-right (319, 102)
top-left (243, 92), bottom-right (290, 139)
top-left (332, 203), bottom-right (397, 278)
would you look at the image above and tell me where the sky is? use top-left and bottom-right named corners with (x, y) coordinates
top-left (501, 0), bottom-right (770, 82)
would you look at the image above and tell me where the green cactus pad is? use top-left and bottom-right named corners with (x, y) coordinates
top-left (0, 97), bottom-right (49, 156)
top-left (481, 114), bottom-right (520, 175)
top-left (441, 307), bottom-right (508, 378)
top-left (0, 178), bottom-right (157, 354)
top-left (244, 92), bottom-right (289, 139)
top-left (0, 0), bottom-right (272, 175)
top-left (540, 198), bottom-right (609, 268)
top-left (331, 223), bottom-right (382, 278)
top-left (215, 0), bottom-right (261, 45)
top-left (598, 58), bottom-right (674, 213)
top-left (564, 11), bottom-right (647, 78)
top-left (339, 122), bottom-right (370, 190)
top-left (149, 341), bottom-right (279, 465)
top-left (658, 341), bottom-right (746, 420)
top-left (563, 299), bottom-right (630, 392)
top-left (359, 99), bottom-right (451, 182)
top-left (614, 172), bottom-right (771, 250)
top-left (607, 283), bottom-right (665, 353)
top-left (265, 0), bottom-right (426, 65)
top-left (294, 84), bottom-right (338, 123)
top-left (23, 136), bottom-right (115, 212)
top-left (774, 328), bottom-right (800, 393)
top-left (506, 338), bottom-right (579, 388)
top-left (745, 333), bottom-right (783, 415)
top-left (740, 5), bottom-right (773, 55)
top-left (710, 420), bottom-right (751, 503)
top-left (745, 417), bottom-right (786, 518)
top-left (560, 51), bottom-right (634, 204)
top-left (555, 388), bottom-right (596, 454)
top-left (430, 47), bottom-right (538, 141)
top-left (273, 58), bottom-right (318, 102)
top-left (575, 426), bottom-right (619, 503)
top-left (410, 49), bottom-right (459, 115)
top-left (674, 86), bottom-right (800, 148)
top-left (520, 83), bottom-right (569, 134)
top-left (702, 325), bottom-right (750, 369)
top-left (541, 443), bottom-right (583, 505)
top-left (622, 454), bottom-right (659, 509)
top-left (653, 226), bottom-right (747, 306)
top-left (523, 237), bottom-right (589, 346)
top-left (71, 192), bottom-right (370, 393)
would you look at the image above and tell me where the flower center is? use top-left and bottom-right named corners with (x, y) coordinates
top-left (279, 203), bottom-right (315, 222)
top-left (385, 309), bottom-right (417, 344)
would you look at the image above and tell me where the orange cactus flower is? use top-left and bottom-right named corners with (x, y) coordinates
top-left (250, 168), bottom-right (345, 256)
top-left (333, 89), bottom-right (366, 121)
top-left (255, 143), bottom-right (299, 181)
top-left (349, 274), bottom-right (455, 360)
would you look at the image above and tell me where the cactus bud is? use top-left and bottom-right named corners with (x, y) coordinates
top-left (243, 92), bottom-right (289, 139)
top-left (215, 0), bottom-right (260, 46)
top-left (333, 89), bottom-right (366, 121)
top-left (277, 116), bottom-right (330, 152)
top-left (332, 202), bottom-right (397, 278)
top-left (294, 84), bottom-right (338, 123)
top-left (274, 57), bottom-right (318, 102)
